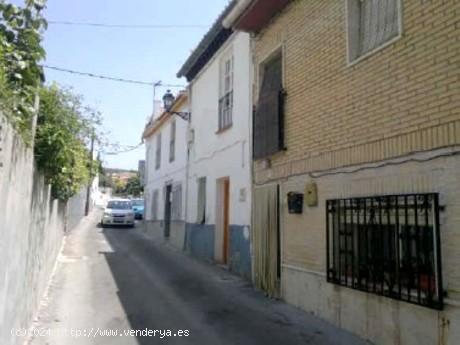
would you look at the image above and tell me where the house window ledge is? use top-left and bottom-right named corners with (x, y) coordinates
top-left (347, 34), bottom-right (402, 67)
top-left (216, 125), bottom-right (233, 134)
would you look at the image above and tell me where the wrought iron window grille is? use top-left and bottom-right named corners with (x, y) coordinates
top-left (326, 193), bottom-right (444, 310)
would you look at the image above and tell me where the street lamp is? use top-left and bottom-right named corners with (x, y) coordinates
top-left (162, 90), bottom-right (190, 121)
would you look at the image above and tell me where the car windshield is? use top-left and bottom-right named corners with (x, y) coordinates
top-left (107, 201), bottom-right (132, 209)
top-left (132, 200), bottom-right (144, 207)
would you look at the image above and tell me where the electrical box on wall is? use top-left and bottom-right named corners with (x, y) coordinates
top-left (305, 182), bottom-right (318, 207)
top-left (287, 192), bottom-right (304, 214)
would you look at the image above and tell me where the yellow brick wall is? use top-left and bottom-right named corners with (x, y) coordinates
top-left (280, 150), bottom-right (460, 345)
top-left (253, 0), bottom-right (460, 184)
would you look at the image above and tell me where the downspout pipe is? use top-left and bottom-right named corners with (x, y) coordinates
top-left (222, 0), bottom-right (254, 29)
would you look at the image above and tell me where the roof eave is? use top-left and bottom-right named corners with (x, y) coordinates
top-left (224, 0), bottom-right (291, 33)
top-left (177, 1), bottom-right (237, 81)
top-left (222, 0), bottom-right (255, 29)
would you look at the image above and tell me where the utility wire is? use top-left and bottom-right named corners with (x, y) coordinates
top-left (48, 20), bottom-right (209, 29)
top-left (43, 65), bottom-right (152, 85)
top-left (41, 65), bottom-right (185, 88)
top-left (103, 142), bottom-right (144, 156)
top-left (41, 65), bottom-right (185, 155)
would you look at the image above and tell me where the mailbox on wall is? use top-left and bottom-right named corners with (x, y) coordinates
top-left (287, 192), bottom-right (304, 214)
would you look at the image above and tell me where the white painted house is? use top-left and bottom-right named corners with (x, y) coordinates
top-left (177, 1), bottom-right (253, 279)
top-left (143, 92), bottom-right (189, 250)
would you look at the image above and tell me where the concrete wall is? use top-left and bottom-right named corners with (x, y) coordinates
top-left (185, 223), bottom-right (215, 262)
top-left (67, 187), bottom-right (87, 232)
top-left (229, 225), bottom-right (251, 280)
top-left (0, 114), bottom-right (87, 345)
top-left (186, 31), bottom-right (253, 278)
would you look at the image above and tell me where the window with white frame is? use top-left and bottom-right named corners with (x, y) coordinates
top-left (218, 52), bottom-right (233, 131)
top-left (155, 133), bottom-right (162, 170)
top-left (347, 0), bottom-right (401, 63)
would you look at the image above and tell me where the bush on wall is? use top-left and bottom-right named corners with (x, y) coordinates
top-left (0, 0), bottom-right (47, 141)
top-left (35, 85), bottom-right (102, 201)
top-left (1, 1), bottom-right (106, 201)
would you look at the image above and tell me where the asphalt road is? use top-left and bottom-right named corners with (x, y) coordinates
top-left (28, 212), bottom-right (369, 345)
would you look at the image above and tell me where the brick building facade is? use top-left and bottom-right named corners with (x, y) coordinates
top-left (225, 1), bottom-right (460, 344)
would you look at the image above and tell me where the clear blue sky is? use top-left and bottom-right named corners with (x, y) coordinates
top-left (13, 0), bottom-right (229, 170)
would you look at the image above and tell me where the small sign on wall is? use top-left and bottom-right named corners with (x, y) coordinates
top-left (239, 188), bottom-right (247, 202)
top-left (305, 182), bottom-right (318, 207)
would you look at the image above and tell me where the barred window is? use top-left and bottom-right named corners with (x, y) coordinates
top-left (218, 53), bottom-right (233, 131)
top-left (326, 194), bottom-right (443, 310)
top-left (171, 184), bottom-right (182, 220)
top-left (155, 133), bottom-right (162, 170)
top-left (347, 0), bottom-right (401, 62)
top-left (169, 120), bottom-right (176, 162)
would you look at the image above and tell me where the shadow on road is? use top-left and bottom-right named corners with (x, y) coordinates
top-left (99, 224), bottom-right (215, 345)
top-left (99, 224), bottom-right (371, 345)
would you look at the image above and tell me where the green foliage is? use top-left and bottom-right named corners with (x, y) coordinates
top-left (0, 0), bottom-right (47, 140)
top-left (0, 41), bottom-right (12, 107)
top-left (1, 1), bottom-right (109, 201)
top-left (34, 84), bottom-right (100, 200)
top-left (110, 174), bottom-right (143, 197)
top-left (124, 175), bottom-right (143, 197)
top-left (113, 178), bottom-right (127, 195)
top-left (98, 164), bottom-right (114, 189)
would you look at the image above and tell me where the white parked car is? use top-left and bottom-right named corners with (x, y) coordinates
top-left (101, 199), bottom-right (135, 227)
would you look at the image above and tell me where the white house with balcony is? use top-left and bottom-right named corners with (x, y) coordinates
top-left (143, 91), bottom-right (189, 250)
top-left (176, 1), bottom-right (252, 280)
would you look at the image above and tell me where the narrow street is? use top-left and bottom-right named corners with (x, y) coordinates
top-left (28, 212), bottom-right (368, 345)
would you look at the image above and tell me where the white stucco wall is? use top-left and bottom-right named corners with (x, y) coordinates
top-left (186, 32), bottom-right (252, 227)
top-left (144, 102), bottom-right (189, 222)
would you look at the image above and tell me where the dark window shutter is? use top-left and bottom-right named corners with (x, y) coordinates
top-left (253, 54), bottom-right (284, 160)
